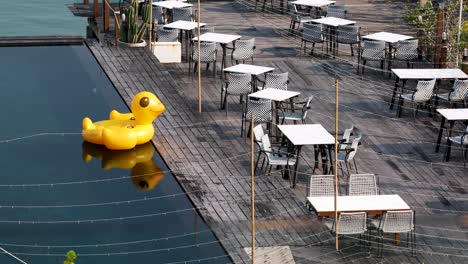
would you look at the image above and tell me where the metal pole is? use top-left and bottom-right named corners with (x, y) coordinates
top-left (334, 79), bottom-right (339, 251)
top-left (456, 0), bottom-right (463, 66)
top-left (250, 112), bottom-right (255, 264)
top-left (149, 0), bottom-right (153, 50)
top-left (197, 0), bottom-right (202, 113)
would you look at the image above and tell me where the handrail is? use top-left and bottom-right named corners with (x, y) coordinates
top-left (0, 246), bottom-right (27, 264)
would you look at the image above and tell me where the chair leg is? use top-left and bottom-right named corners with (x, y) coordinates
top-left (397, 97), bottom-right (404, 118)
top-left (220, 89), bottom-right (224, 109)
top-left (350, 44), bottom-right (354, 56)
top-left (240, 114), bottom-right (245, 137)
top-left (267, 165), bottom-right (272, 176)
top-left (311, 43), bottom-right (315, 55)
top-left (353, 159), bottom-right (358, 173)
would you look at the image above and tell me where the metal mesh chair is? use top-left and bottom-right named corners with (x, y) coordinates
top-left (288, 3), bottom-right (315, 35)
top-left (156, 27), bottom-right (179, 42)
top-left (396, 79), bottom-right (436, 118)
top-left (230, 38), bottom-right (256, 64)
top-left (359, 40), bottom-right (386, 75)
top-left (192, 26), bottom-right (215, 38)
top-left (242, 98), bottom-right (272, 138)
top-left (348, 174), bottom-right (379, 196)
top-left (172, 7), bottom-right (193, 22)
top-left (259, 72), bottom-right (289, 90)
top-left (435, 79), bottom-right (468, 108)
top-left (221, 72), bottom-right (252, 114)
top-left (339, 125), bottom-right (354, 151)
top-left (190, 41), bottom-right (217, 78)
top-left (326, 212), bottom-right (368, 235)
top-left (370, 210), bottom-right (415, 257)
top-left (337, 132), bottom-right (362, 177)
top-left (257, 134), bottom-right (296, 178)
top-left (393, 39), bottom-right (419, 68)
top-left (308, 175), bottom-right (334, 197)
top-left (445, 125), bottom-right (468, 165)
top-left (326, 5), bottom-right (347, 19)
top-left (280, 96), bottom-right (314, 124)
top-left (302, 23), bottom-right (324, 55)
top-left (336, 25), bottom-right (360, 56)
top-left (152, 6), bottom-right (166, 25)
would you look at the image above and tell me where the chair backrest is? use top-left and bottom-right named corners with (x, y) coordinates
top-left (348, 174), bottom-right (378, 196)
top-left (232, 38), bottom-right (255, 61)
top-left (246, 98), bottom-right (272, 124)
top-left (327, 5), bottom-right (347, 18)
top-left (288, 3), bottom-right (301, 21)
top-left (336, 212), bottom-right (367, 235)
top-left (361, 40), bottom-right (386, 60)
top-left (260, 134), bottom-right (272, 153)
top-left (337, 25), bottom-right (360, 44)
top-left (381, 210), bottom-right (414, 233)
top-left (308, 174), bottom-right (334, 197)
top-left (253, 124), bottom-right (265, 143)
top-left (225, 72), bottom-right (252, 95)
top-left (394, 39), bottom-right (418, 61)
top-left (463, 126), bottom-right (468, 144)
top-left (193, 26), bottom-right (215, 38)
top-left (192, 41), bottom-right (216, 62)
top-left (340, 125), bottom-right (354, 150)
top-left (152, 6), bottom-right (165, 24)
top-left (301, 96), bottom-right (314, 120)
top-left (265, 72), bottom-right (289, 90)
top-left (157, 27), bottom-right (179, 42)
top-left (172, 7), bottom-right (193, 22)
top-left (413, 79), bottom-right (436, 102)
top-left (346, 132), bottom-right (362, 162)
top-left (449, 79), bottom-right (468, 101)
top-left (303, 23), bottom-right (323, 42)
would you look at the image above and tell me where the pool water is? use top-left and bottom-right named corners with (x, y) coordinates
top-left (0, 44), bottom-right (229, 264)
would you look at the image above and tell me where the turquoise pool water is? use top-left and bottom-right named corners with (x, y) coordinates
top-left (0, 0), bottom-right (120, 37)
top-left (0, 44), bottom-right (229, 263)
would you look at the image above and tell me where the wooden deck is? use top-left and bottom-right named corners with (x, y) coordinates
top-left (81, 1), bottom-right (467, 263)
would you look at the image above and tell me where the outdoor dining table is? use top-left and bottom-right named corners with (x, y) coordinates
top-left (152, 1), bottom-right (192, 10)
top-left (164, 20), bottom-right (206, 61)
top-left (390, 68), bottom-right (468, 109)
top-left (223, 64), bottom-right (275, 92)
top-left (291, 0), bottom-right (336, 18)
top-left (278, 124), bottom-right (335, 188)
top-left (310, 17), bottom-right (356, 54)
top-left (192, 32), bottom-right (242, 77)
top-left (435, 108), bottom-right (468, 160)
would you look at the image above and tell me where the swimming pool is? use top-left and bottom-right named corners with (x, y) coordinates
top-left (0, 43), bottom-right (230, 263)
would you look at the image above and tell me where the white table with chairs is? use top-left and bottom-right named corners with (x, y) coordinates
top-left (223, 64), bottom-right (275, 92)
top-left (291, 0), bottom-right (336, 17)
top-left (278, 124), bottom-right (335, 188)
top-left (390, 68), bottom-right (468, 110)
top-left (192, 32), bottom-right (242, 76)
top-left (164, 20), bottom-right (206, 61)
top-left (310, 17), bottom-right (356, 54)
top-left (435, 108), bottom-right (468, 161)
top-left (153, 1), bottom-right (192, 10)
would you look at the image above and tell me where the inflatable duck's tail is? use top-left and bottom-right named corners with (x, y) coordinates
top-left (82, 117), bottom-right (96, 131)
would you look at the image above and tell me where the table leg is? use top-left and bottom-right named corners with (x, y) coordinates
top-left (327, 144), bottom-right (334, 174)
top-left (444, 120), bottom-right (455, 161)
top-left (390, 77), bottom-right (400, 109)
top-left (220, 44), bottom-right (227, 79)
top-left (292, 145), bottom-right (303, 188)
top-left (435, 117), bottom-right (446, 153)
top-left (387, 43), bottom-right (393, 78)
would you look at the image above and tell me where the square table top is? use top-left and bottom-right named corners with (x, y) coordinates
top-left (362, 31), bottom-right (414, 44)
top-left (278, 124), bottom-right (335, 146)
top-left (392, 68), bottom-right (468, 80)
top-left (249, 88), bottom-right (300, 101)
top-left (310, 17), bottom-right (356, 27)
top-left (291, 0), bottom-right (336, 8)
top-left (192, 32), bottom-right (241, 44)
top-left (164, 20), bottom-right (205, 31)
top-left (153, 1), bottom-right (192, 9)
top-left (307, 195), bottom-right (411, 215)
top-left (436, 108), bottom-right (468, 121)
top-left (223, 64), bottom-right (275, 75)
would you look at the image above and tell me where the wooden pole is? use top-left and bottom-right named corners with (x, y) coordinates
top-left (334, 79), bottom-right (339, 251)
top-left (250, 112), bottom-right (255, 264)
top-left (197, 0), bottom-right (202, 113)
top-left (93, 0), bottom-right (99, 18)
top-left (456, 0), bottom-right (464, 66)
top-left (103, 0), bottom-right (110, 32)
top-left (148, 0), bottom-right (153, 50)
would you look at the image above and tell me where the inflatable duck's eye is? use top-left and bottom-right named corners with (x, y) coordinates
top-left (139, 97), bottom-right (150, 108)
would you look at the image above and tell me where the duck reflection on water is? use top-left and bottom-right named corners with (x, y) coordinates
top-left (82, 142), bottom-right (164, 191)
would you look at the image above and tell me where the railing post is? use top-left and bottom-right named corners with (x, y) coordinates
top-left (434, 5), bottom-right (445, 67)
top-left (103, 0), bottom-right (110, 33)
top-left (462, 48), bottom-right (468, 74)
top-left (94, 0), bottom-right (99, 18)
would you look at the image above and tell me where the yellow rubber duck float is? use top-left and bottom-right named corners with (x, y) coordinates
top-left (82, 142), bottom-right (164, 191)
top-left (82, 91), bottom-right (165, 150)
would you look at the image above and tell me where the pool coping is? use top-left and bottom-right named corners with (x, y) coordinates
top-left (0, 36), bottom-right (83, 47)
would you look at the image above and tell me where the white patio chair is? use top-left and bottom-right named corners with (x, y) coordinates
top-left (258, 134), bottom-right (296, 180)
top-left (220, 72), bottom-right (252, 115)
top-left (229, 38), bottom-right (256, 65)
top-left (337, 132), bottom-right (362, 177)
top-left (288, 3), bottom-right (315, 35)
top-left (279, 96), bottom-right (314, 124)
top-left (257, 72), bottom-right (289, 91)
top-left (348, 174), bottom-right (379, 196)
top-left (396, 79), bottom-right (436, 118)
top-left (190, 41), bottom-right (217, 78)
top-left (242, 98), bottom-right (272, 138)
top-left (359, 40), bottom-right (386, 76)
top-left (325, 212), bottom-right (368, 246)
top-left (336, 25), bottom-right (360, 56)
top-left (302, 23), bottom-right (324, 56)
top-left (253, 124), bottom-right (288, 171)
top-left (434, 79), bottom-right (468, 108)
top-left (445, 125), bottom-right (468, 165)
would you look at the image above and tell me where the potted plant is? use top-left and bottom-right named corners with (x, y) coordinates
top-left (118, 0), bottom-right (151, 48)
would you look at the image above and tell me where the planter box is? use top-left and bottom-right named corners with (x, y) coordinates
top-left (118, 39), bottom-right (147, 48)
top-left (151, 42), bottom-right (181, 63)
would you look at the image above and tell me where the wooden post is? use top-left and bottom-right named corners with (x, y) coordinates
top-left (84, 0), bottom-right (89, 5)
top-left (250, 112), bottom-right (255, 264)
top-left (93, 0), bottom-right (99, 18)
top-left (197, 0), bottom-right (202, 113)
top-left (434, 5), bottom-right (445, 67)
top-left (148, 0), bottom-right (153, 50)
top-left (462, 48), bottom-right (468, 74)
top-left (103, 0), bottom-right (110, 33)
top-left (334, 79), bottom-right (339, 251)
top-left (115, 11), bottom-right (121, 46)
